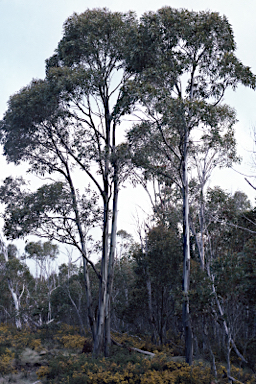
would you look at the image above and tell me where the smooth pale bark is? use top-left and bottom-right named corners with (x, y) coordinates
top-left (182, 126), bottom-right (193, 365)
top-left (105, 174), bottom-right (118, 356)
top-left (180, 68), bottom-right (197, 365)
top-left (93, 193), bottom-right (109, 355)
top-left (199, 187), bottom-right (205, 270)
top-left (7, 280), bottom-right (23, 329)
top-left (0, 238), bottom-right (23, 329)
top-left (93, 101), bottom-right (112, 356)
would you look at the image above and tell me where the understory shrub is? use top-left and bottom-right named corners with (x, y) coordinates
top-left (0, 324), bottom-right (253, 383)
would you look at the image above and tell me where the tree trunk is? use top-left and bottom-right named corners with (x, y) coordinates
top-left (226, 334), bottom-right (232, 383)
top-left (105, 172), bottom-right (119, 356)
top-left (94, 111), bottom-right (110, 356)
top-left (199, 187), bottom-right (205, 270)
top-left (82, 257), bottom-right (95, 339)
top-left (93, 193), bottom-right (109, 356)
top-left (182, 126), bottom-right (193, 365)
top-left (146, 276), bottom-right (157, 343)
top-left (7, 279), bottom-right (22, 329)
top-left (0, 238), bottom-right (23, 329)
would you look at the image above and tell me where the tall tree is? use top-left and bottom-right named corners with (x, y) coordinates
top-left (0, 8), bottom-right (137, 356)
top-left (127, 7), bottom-right (255, 364)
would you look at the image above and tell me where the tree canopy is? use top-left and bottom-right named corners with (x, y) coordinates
top-left (0, 6), bottom-right (255, 366)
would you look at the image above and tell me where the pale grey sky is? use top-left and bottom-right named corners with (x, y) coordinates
top-left (0, 0), bottom-right (256, 243)
top-left (1, 0), bottom-right (256, 116)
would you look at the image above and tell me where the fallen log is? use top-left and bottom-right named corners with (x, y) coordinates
top-left (111, 337), bottom-right (155, 357)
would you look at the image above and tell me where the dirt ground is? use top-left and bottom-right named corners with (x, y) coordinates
top-left (0, 369), bottom-right (42, 384)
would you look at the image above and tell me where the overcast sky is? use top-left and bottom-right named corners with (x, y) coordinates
top-left (1, 0), bottom-right (256, 243)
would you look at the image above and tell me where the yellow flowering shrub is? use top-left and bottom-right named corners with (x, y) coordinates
top-left (36, 365), bottom-right (50, 378)
top-left (29, 337), bottom-right (42, 351)
top-left (0, 324), bottom-right (42, 351)
top-left (57, 324), bottom-right (80, 335)
top-left (0, 323), bottom-right (253, 384)
top-left (0, 348), bottom-right (15, 375)
top-left (72, 371), bottom-right (84, 379)
top-left (53, 324), bottom-right (87, 350)
top-left (54, 334), bottom-right (85, 349)
top-left (216, 364), bottom-right (256, 384)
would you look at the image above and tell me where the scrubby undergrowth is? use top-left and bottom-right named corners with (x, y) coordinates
top-left (0, 324), bottom-right (253, 384)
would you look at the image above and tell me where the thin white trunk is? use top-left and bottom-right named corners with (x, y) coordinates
top-left (199, 188), bottom-right (205, 270)
top-left (182, 125), bottom-right (193, 365)
top-left (0, 237), bottom-right (23, 329)
top-left (208, 271), bottom-right (247, 364)
top-left (94, 194), bottom-right (109, 356)
top-left (105, 179), bottom-right (118, 356)
top-left (7, 280), bottom-right (22, 329)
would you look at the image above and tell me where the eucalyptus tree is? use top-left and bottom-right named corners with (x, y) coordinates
top-left (189, 114), bottom-right (240, 270)
top-left (24, 241), bottom-right (59, 324)
top-left (194, 188), bottom-right (253, 375)
top-left (0, 9), bottom-right (137, 356)
top-left (0, 239), bottom-right (32, 328)
top-left (24, 240), bottom-right (58, 281)
top-left (128, 7), bottom-right (255, 364)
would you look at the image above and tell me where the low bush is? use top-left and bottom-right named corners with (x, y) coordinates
top-left (0, 324), bottom-right (253, 384)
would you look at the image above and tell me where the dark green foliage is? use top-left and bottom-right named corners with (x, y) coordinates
top-left (0, 79), bottom-right (63, 165)
top-left (121, 225), bottom-right (183, 343)
top-left (0, 177), bottom-right (101, 248)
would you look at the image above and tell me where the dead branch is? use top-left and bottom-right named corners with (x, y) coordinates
top-left (245, 177), bottom-right (256, 191)
top-left (111, 337), bottom-right (155, 357)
